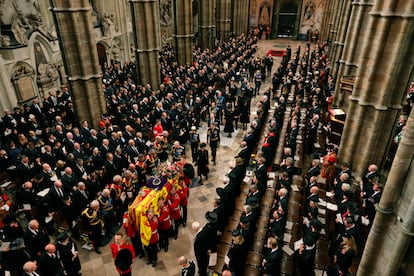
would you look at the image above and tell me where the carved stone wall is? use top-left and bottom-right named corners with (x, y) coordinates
top-left (160, 0), bottom-right (173, 45)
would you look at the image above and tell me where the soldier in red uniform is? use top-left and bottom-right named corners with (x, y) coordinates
top-left (157, 197), bottom-right (172, 252)
top-left (110, 232), bottom-right (135, 276)
top-left (122, 211), bottom-right (145, 258)
top-left (145, 208), bottom-right (159, 267)
top-left (168, 185), bottom-right (181, 239)
top-left (177, 177), bottom-right (189, 227)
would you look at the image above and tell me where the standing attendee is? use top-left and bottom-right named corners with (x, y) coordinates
top-left (1, 238), bottom-right (30, 276)
top-left (207, 123), bottom-right (220, 165)
top-left (110, 232), bottom-right (135, 276)
top-left (122, 210), bottom-right (145, 259)
top-left (37, 244), bottom-right (65, 276)
top-left (262, 237), bottom-right (282, 276)
top-left (23, 219), bottom-right (50, 260)
top-left (177, 177), bottom-right (189, 227)
top-left (55, 232), bottom-right (81, 276)
top-left (168, 185), bottom-right (181, 240)
top-left (193, 213), bottom-right (218, 276)
top-left (189, 126), bottom-right (200, 162)
top-left (223, 104), bottom-right (235, 138)
top-left (81, 200), bottom-right (103, 254)
top-left (145, 208), bottom-right (159, 267)
top-left (196, 143), bottom-right (209, 184)
top-left (178, 256), bottom-right (196, 276)
top-left (115, 248), bottom-right (133, 276)
top-left (22, 261), bottom-right (42, 276)
top-left (157, 197), bottom-right (172, 252)
top-left (227, 232), bottom-right (247, 276)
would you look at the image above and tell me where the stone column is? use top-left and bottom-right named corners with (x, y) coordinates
top-left (319, 0), bottom-right (334, 42)
top-left (0, 55), bottom-right (18, 111)
top-left (331, 0), bottom-right (353, 79)
top-left (216, 0), bottom-right (231, 41)
top-left (232, 0), bottom-right (250, 36)
top-left (129, 0), bottom-right (161, 89)
top-left (173, 0), bottom-right (193, 66)
top-left (50, 0), bottom-right (106, 127)
top-left (115, 0), bottom-right (132, 63)
top-left (336, 0), bottom-right (414, 177)
top-left (333, 0), bottom-right (374, 108)
top-left (328, 0), bottom-right (346, 57)
top-left (199, 0), bottom-right (216, 49)
top-left (358, 102), bottom-right (414, 275)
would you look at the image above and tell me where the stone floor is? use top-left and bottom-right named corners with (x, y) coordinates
top-left (77, 38), bottom-right (309, 276)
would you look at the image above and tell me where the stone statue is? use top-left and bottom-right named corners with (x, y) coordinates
top-left (26, 13), bottom-right (56, 40)
top-left (0, 35), bottom-right (11, 47)
top-left (160, 0), bottom-right (172, 26)
top-left (11, 13), bottom-right (29, 45)
top-left (102, 14), bottom-right (116, 36)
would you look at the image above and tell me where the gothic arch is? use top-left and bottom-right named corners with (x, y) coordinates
top-left (96, 40), bottom-right (110, 69)
top-left (273, 0), bottom-right (299, 38)
top-left (110, 36), bottom-right (124, 64)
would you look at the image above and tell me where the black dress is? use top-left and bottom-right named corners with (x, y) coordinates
top-left (56, 240), bottom-right (82, 276)
top-left (224, 108), bottom-right (235, 134)
top-left (196, 149), bottom-right (209, 177)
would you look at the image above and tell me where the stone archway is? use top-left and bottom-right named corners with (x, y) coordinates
top-left (277, 1), bottom-right (298, 37)
top-left (96, 42), bottom-right (108, 69)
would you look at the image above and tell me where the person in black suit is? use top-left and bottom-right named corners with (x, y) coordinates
top-left (16, 155), bottom-right (33, 185)
top-left (364, 180), bottom-right (383, 223)
top-left (125, 139), bottom-right (140, 162)
top-left (72, 182), bottom-right (90, 214)
top-left (61, 167), bottom-right (78, 194)
top-left (276, 188), bottom-right (289, 214)
top-left (262, 237), bottom-right (282, 276)
top-left (306, 159), bottom-right (320, 182)
top-left (298, 237), bottom-right (317, 276)
top-left (30, 98), bottom-right (43, 126)
top-left (23, 220), bottom-right (50, 260)
top-left (254, 156), bottom-right (268, 196)
top-left (227, 157), bottom-right (246, 196)
top-left (212, 197), bottom-right (227, 234)
top-left (22, 261), bottom-right (43, 276)
top-left (269, 210), bottom-right (286, 240)
top-left (1, 238), bottom-right (30, 276)
top-left (227, 233), bottom-right (248, 276)
top-left (246, 184), bottom-right (261, 208)
top-left (38, 243), bottom-right (65, 276)
top-left (193, 212), bottom-right (218, 276)
top-left (47, 180), bottom-right (67, 211)
top-left (104, 152), bottom-right (119, 184)
top-left (235, 141), bottom-right (250, 167)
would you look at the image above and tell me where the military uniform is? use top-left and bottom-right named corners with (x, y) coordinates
top-left (81, 207), bottom-right (103, 253)
top-left (189, 131), bottom-right (200, 162)
top-left (207, 126), bottom-right (220, 164)
top-left (98, 195), bottom-right (115, 235)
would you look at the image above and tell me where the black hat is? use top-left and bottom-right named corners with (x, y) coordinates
top-left (56, 232), bottom-right (69, 242)
top-left (9, 238), bottom-right (24, 250)
top-left (205, 211), bottom-right (218, 224)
